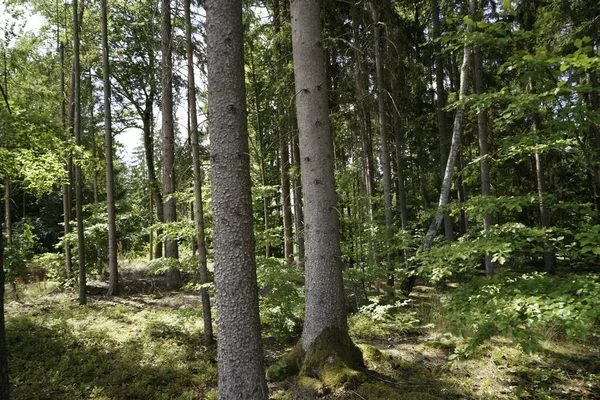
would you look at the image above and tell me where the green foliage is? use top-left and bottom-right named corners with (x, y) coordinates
top-left (4, 219), bottom-right (41, 283)
top-left (5, 298), bottom-right (217, 400)
top-left (29, 252), bottom-right (65, 282)
top-left (575, 224), bottom-right (600, 257)
top-left (256, 257), bottom-right (304, 342)
top-left (444, 273), bottom-right (600, 358)
top-left (348, 298), bottom-right (420, 340)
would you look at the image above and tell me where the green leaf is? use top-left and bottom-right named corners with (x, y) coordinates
top-left (575, 38), bottom-right (582, 49)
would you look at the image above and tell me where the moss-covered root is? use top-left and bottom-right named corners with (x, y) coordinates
top-left (267, 327), bottom-right (366, 391)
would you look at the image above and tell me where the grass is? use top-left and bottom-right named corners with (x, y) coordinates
top-left (4, 266), bottom-right (600, 399)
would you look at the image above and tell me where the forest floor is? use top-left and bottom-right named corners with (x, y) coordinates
top-left (4, 262), bottom-right (600, 400)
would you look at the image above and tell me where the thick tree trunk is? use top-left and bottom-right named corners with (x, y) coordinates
top-left (73, 0), bottom-right (86, 305)
top-left (473, 1), bottom-right (495, 277)
top-left (161, 0), bottom-right (180, 288)
top-left (290, 0), bottom-right (348, 351)
top-left (102, 0), bottom-right (119, 295)
top-left (185, 0), bottom-right (214, 344)
top-left (206, 0), bottom-right (268, 397)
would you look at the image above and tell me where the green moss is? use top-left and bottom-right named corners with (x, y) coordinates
top-left (356, 383), bottom-right (443, 400)
top-left (356, 383), bottom-right (442, 399)
top-left (267, 341), bottom-right (305, 381)
top-left (300, 327), bottom-right (365, 387)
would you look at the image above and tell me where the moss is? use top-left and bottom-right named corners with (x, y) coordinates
top-left (356, 383), bottom-right (442, 400)
top-left (300, 327), bottom-right (365, 388)
top-left (269, 327), bottom-right (366, 392)
top-left (358, 344), bottom-right (387, 365)
top-left (267, 341), bottom-right (305, 381)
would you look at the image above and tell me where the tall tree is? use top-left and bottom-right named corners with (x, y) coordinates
top-left (101, 0), bottom-right (119, 295)
top-left (290, 0), bottom-right (357, 359)
top-left (206, 0), bottom-right (268, 396)
top-left (0, 191), bottom-right (9, 400)
top-left (185, 0), bottom-right (213, 344)
top-left (471, 0), bottom-right (495, 277)
top-left (432, 0), bottom-right (454, 242)
top-left (73, 0), bottom-right (86, 305)
top-left (161, 0), bottom-right (180, 288)
top-left (421, 0), bottom-right (473, 254)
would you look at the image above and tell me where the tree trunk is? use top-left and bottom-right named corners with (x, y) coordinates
top-left (422, 5), bottom-right (473, 253)
top-left (393, 117), bottom-right (409, 230)
top-left (473, 0), bottom-right (495, 277)
top-left (161, 0), bottom-right (180, 288)
top-left (291, 0), bottom-right (348, 351)
top-left (280, 132), bottom-right (294, 260)
top-left (291, 128), bottom-right (305, 264)
top-left (73, 0), bottom-right (86, 305)
top-left (206, 0), bottom-right (268, 397)
top-left (432, 0), bottom-right (454, 242)
top-left (102, 0), bottom-right (119, 296)
top-left (4, 181), bottom-right (11, 245)
top-left (535, 148), bottom-right (555, 272)
top-left (142, 109), bottom-right (164, 259)
top-left (0, 210), bottom-right (9, 400)
top-left (185, 0), bottom-right (214, 345)
top-left (60, 42), bottom-right (73, 280)
top-left (370, 2), bottom-right (395, 292)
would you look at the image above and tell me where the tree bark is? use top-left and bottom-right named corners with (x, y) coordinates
top-left (422, 5), bottom-right (472, 253)
top-left (290, 0), bottom-right (347, 351)
top-left (185, 0), bottom-right (214, 344)
top-left (4, 181), bottom-right (11, 245)
top-left (432, 0), bottom-right (454, 242)
top-left (280, 131), bottom-right (294, 260)
top-left (206, 0), bottom-right (268, 396)
top-left (0, 209), bottom-right (9, 400)
top-left (102, 0), bottom-right (119, 295)
top-left (473, 0), bottom-right (495, 277)
top-left (161, 0), bottom-right (180, 288)
top-left (73, 0), bottom-right (86, 305)
top-left (142, 107), bottom-right (164, 259)
top-left (60, 42), bottom-right (73, 280)
top-left (291, 128), bottom-right (305, 264)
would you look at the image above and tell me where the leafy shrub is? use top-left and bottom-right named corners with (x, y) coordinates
top-left (256, 257), bottom-right (304, 342)
top-left (349, 298), bottom-right (420, 339)
top-left (5, 219), bottom-right (40, 283)
top-left (29, 252), bottom-right (65, 282)
top-left (443, 273), bottom-right (600, 358)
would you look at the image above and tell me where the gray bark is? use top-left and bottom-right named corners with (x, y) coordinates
top-left (290, 0), bottom-right (347, 350)
top-left (4, 181), bottom-right (10, 245)
top-left (432, 0), bottom-right (454, 242)
top-left (473, 0), bottom-right (495, 277)
top-left (291, 129), bottom-right (305, 264)
top-left (161, 0), bottom-right (180, 288)
top-left (206, 0), bottom-right (268, 396)
top-left (185, 0), bottom-right (213, 344)
top-left (102, 0), bottom-right (119, 295)
top-left (60, 42), bottom-right (72, 279)
top-left (423, 8), bottom-right (472, 251)
top-left (0, 212), bottom-right (9, 400)
top-left (281, 132), bottom-right (294, 260)
top-left (73, 0), bottom-right (86, 305)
